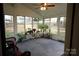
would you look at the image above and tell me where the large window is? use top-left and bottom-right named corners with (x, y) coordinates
top-left (38, 19), bottom-right (43, 24)
top-left (17, 16), bottom-right (25, 33)
top-left (44, 18), bottom-right (50, 33)
top-left (25, 16), bottom-right (32, 31)
top-left (37, 19), bottom-right (43, 31)
top-left (33, 18), bottom-right (39, 30)
top-left (5, 15), bottom-right (14, 38)
top-left (59, 17), bottom-right (66, 40)
top-left (50, 17), bottom-right (66, 41)
top-left (50, 18), bottom-right (58, 34)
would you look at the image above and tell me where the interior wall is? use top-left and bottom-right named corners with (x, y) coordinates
top-left (3, 4), bottom-right (67, 19)
top-left (3, 4), bottom-right (14, 15)
top-left (64, 4), bottom-right (74, 55)
top-left (71, 4), bottom-right (79, 56)
top-left (0, 35), bottom-right (2, 55)
top-left (0, 4), bottom-right (3, 55)
top-left (65, 3), bottom-right (79, 56)
top-left (0, 4), bottom-right (6, 56)
top-left (3, 4), bottom-right (41, 18)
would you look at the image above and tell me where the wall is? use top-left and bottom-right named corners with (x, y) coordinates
top-left (71, 4), bottom-right (79, 56)
top-left (65, 4), bottom-right (79, 56)
top-left (64, 4), bottom-right (74, 55)
top-left (0, 35), bottom-right (2, 55)
top-left (3, 4), bottom-right (67, 19)
top-left (0, 4), bottom-right (6, 56)
top-left (3, 4), bottom-right (41, 18)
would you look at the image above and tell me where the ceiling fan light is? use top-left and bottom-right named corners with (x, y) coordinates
top-left (40, 7), bottom-right (46, 11)
top-left (44, 3), bottom-right (47, 6)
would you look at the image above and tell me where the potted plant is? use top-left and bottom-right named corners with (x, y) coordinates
top-left (38, 24), bottom-right (49, 37)
top-left (16, 33), bottom-right (25, 43)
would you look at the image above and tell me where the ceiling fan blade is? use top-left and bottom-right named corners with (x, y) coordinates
top-left (47, 5), bottom-right (55, 7)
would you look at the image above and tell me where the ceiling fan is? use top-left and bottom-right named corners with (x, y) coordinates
top-left (35, 3), bottom-right (55, 11)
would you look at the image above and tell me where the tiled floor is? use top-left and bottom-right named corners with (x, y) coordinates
top-left (17, 38), bottom-right (64, 56)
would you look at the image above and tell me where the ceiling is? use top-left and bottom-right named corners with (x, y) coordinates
top-left (4, 3), bottom-right (67, 19)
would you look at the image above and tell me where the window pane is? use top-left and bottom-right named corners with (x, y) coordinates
top-left (51, 18), bottom-right (58, 34)
top-left (17, 16), bottom-right (25, 33)
top-left (37, 19), bottom-right (43, 31)
top-left (33, 18), bottom-right (39, 30)
top-left (38, 19), bottom-right (43, 24)
top-left (59, 17), bottom-right (66, 40)
top-left (45, 18), bottom-right (50, 25)
top-left (44, 18), bottom-right (50, 33)
top-left (25, 16), bottom-right (32, 31)
top-left (4, 15), bottom-right (14, 38)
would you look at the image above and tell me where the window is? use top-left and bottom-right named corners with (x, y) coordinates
top-left (17, 16), bottom-right (25, 33)
top-left (50, 17), bottom-right (66, 41)
top-left (37, 19), bottom-right (43, 31)
top-left (25, 16), bottom-right (32, 31)
top-left (33, 18), bottom-right (39, 30)
top-left (59, 17), bottom-right (66, 40)
top-left (50, 18), bottom-right (58, 34)
top-left (44, 18), bottom-right (50, 33)
top-left (44, 18), bottom-right (50, 25)
top-left (4, 15), bottom-right (14, 38)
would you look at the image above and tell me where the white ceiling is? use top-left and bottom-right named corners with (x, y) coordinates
top-left (24, 3), bottom-right (67, 18)
top-left (3, 3), bottom-right (67, 19)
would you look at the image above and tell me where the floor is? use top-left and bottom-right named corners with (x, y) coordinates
top-left (17, 38), bottom-right (64, 56)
